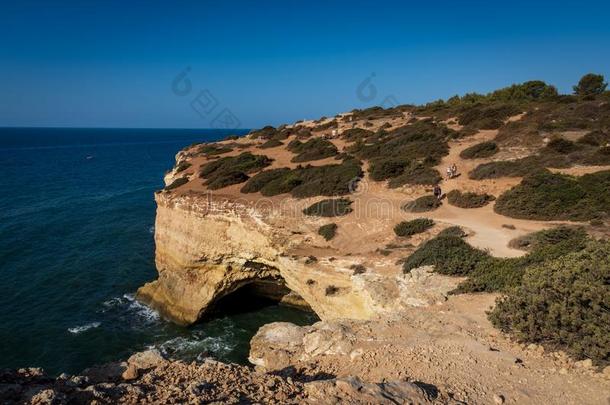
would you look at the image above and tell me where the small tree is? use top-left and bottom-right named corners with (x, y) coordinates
top-left (573, 73), bottom-right (607, 96)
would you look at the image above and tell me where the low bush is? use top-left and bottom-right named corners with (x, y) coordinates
top-left (581, 146), bottom-right (610, 165)
top-left (468, 160), bottom-right (531, 179)
top-left (403, 226), bottom-right (588, 293)
top-left (369, 157), bottom-right (409, 181)
top-left (313, 119), bottom-right (338, 131)
top-left (437, 226), bottom-right (467, 238)
top-left (318, 223), bottom-right (338, 241)
top-left (403, 235), bottom-right (488, 276)
top-left (349, 106), bottom-right (407, 121)
top-left (164, 177), bottom-right (189, 191)
top-left (467, 150), bottom-right (572, 179)
top-left (578, 130), bottom-right (610, 146)
top-left (489, 241), bottom-right (610, 366)
top-left (446, 190), bottom-right (495, 208)
top-left (350, 264), bottom-right (367, 274)
top-left (545, 138), bottom-right (579, 154)
top-left (240, 168), bottom-right (290, 193)
top-left (206, 171), bottom-right (250, 190)
top-left (388, 164), bottom-right (442, 188)
top-left (303, 198), bottom-right (352, 217)
top-left (403, 195), bottom-right (442, 212)
top-left (457, 104), bottom-right (521, 129)
top-left (341, 128), bottom-right (374, 142)
top-left (200, 152), bottom-right (272, 189)
top-left (348, 120), bottom-right (453, 185)
top-left (259, 139), bottom-right (283, 149)
top-left (248, 126), bottom-right (278, 139)
top-left (288, 138), bottom-right (338, 162)
top-left (494, 170), bottom-right (610, 220)
top-left (240, 158), bottom-right (363, 198)
top-left (394, 218), bottom-right (435, 237)
top-left (459, 141), bottom-right (498, 159)
top-left (198, 143), bottom-right (233, 155)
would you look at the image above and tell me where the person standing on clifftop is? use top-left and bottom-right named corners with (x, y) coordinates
top-left (433, 184), bottom-right (442, 200)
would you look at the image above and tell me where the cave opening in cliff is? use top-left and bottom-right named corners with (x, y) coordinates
top-left (206, 276), bottom-right (317, 321)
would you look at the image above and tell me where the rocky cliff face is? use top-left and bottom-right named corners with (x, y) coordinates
top-left (136, 190), bottom-right (457, 325)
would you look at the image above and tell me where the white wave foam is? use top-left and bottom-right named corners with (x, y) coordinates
top-left (68, 322), bottom-right (101, 334)
top-left (148, 226), bottom-right (155, 234)
top-left (100, 293), bottom-right (160, 324)
top-left (153, 333), bottom-right (235, 360)
top-left (123, 293), bottom-right (160, 322)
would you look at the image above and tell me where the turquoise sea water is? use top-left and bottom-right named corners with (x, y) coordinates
top-left (0, 128), bottom-right (316, 375)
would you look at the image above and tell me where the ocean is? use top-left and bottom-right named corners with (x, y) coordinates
top-left (0, 127), bottom-right (316, 375)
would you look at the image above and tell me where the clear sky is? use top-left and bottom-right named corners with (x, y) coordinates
top-left (1, 0), bottom-right (609, 129)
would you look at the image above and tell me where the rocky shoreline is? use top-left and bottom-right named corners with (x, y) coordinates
top-left (1, 350), bottom-right (439, 404)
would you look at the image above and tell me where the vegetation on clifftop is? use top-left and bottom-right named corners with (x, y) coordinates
top-left (490, 241), bottom-right (610, 366)
top-left (240, 158), bottom-right (363, 198)
top-left (403, 226), bottom-right (589, 293)
top-left (200, 152), bottom-right (272, 190)
top-left (394, 218), bottom-right (435, 237)
top-left (303, 198), bottom-right (352, 217)
top-left (494, 170), bottom-right (610, 220)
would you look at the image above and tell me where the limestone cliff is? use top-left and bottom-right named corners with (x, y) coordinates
top-left (136, 190), bottom-right (457, 325)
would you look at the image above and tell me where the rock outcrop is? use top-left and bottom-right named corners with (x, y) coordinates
top-left (0, 351), bottom-right (439, 405)
top-left (136, 191), bottom-right (459, 325)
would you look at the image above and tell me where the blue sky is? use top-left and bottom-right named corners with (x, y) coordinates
top-left (1, 0), bottom-right (609, 129)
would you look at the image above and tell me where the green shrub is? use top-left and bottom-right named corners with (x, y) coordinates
top-left (459, 141), bottom-right (498, 159)
top-left (403, 195), bottom-right (442, 212)
top-left (457, 104), bottom-right (521, 129)
top-left (456, 227), bottom-right (589, 293)
top-left (582, 146), bottom-right (610, 165)
top-left (404, 226), bottom-right (588, 293)
top-left (303, 198), bottom-right (352, 217)
top-left (241, 159), bottom-right (363, 198)
top-left (206, 171), bottom-right (250, 190)
top-left (388, 163), bottom-right (442, 188)
top-left (578, 130), bottom-right (610, 146)
top-left (394, 218), bottom-right (435, 237)
top-left (348, 120), bottom-right (453, 184)
top-left (318, 223), bottom-right (338, 240)
top-left (240, 168), bottom-right (291, 193)
top-left (349, 106), bottom-right (407, 121)
top-left (290, 159), bottom-right (363, 198)
top-left (494, 170), bottom-right (610, 220)
top-left (200, 152), bottom-right (272, 189)
top-left (403, 235), bottom-right (488, 276)
top-left (288, 138), bottom-right (338, 162)
top-left (468, 158), bottom-right (540, 179)
top-left (198, 143), bottom-right (233, 155)
top-left (437, 226), bottom-right (467, 238)
top-left (369, 157), bottom-right (409, 181)
top-left (164, 177), bottom-right (189, 191)
top-left (545, 138), bottom-right (578, 154)
top-left (248, 125), bottom-right (278, 139)
top-left (489, 242), bottom-right (610, 366)
top-left (468, 142), bottom-right (609, 179)
top-left (341, 128), bottom-right (374, 142)
top-left (259, 139), bottom-right (283, 149)
top-left (350, 264), bottom-right (367, 274)
top-left (573, 73), bottom-right (608, 96)
top-left (313, 119), bottom-right (338, 131)
top-left (446, 190), bottom-right (495, 208)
